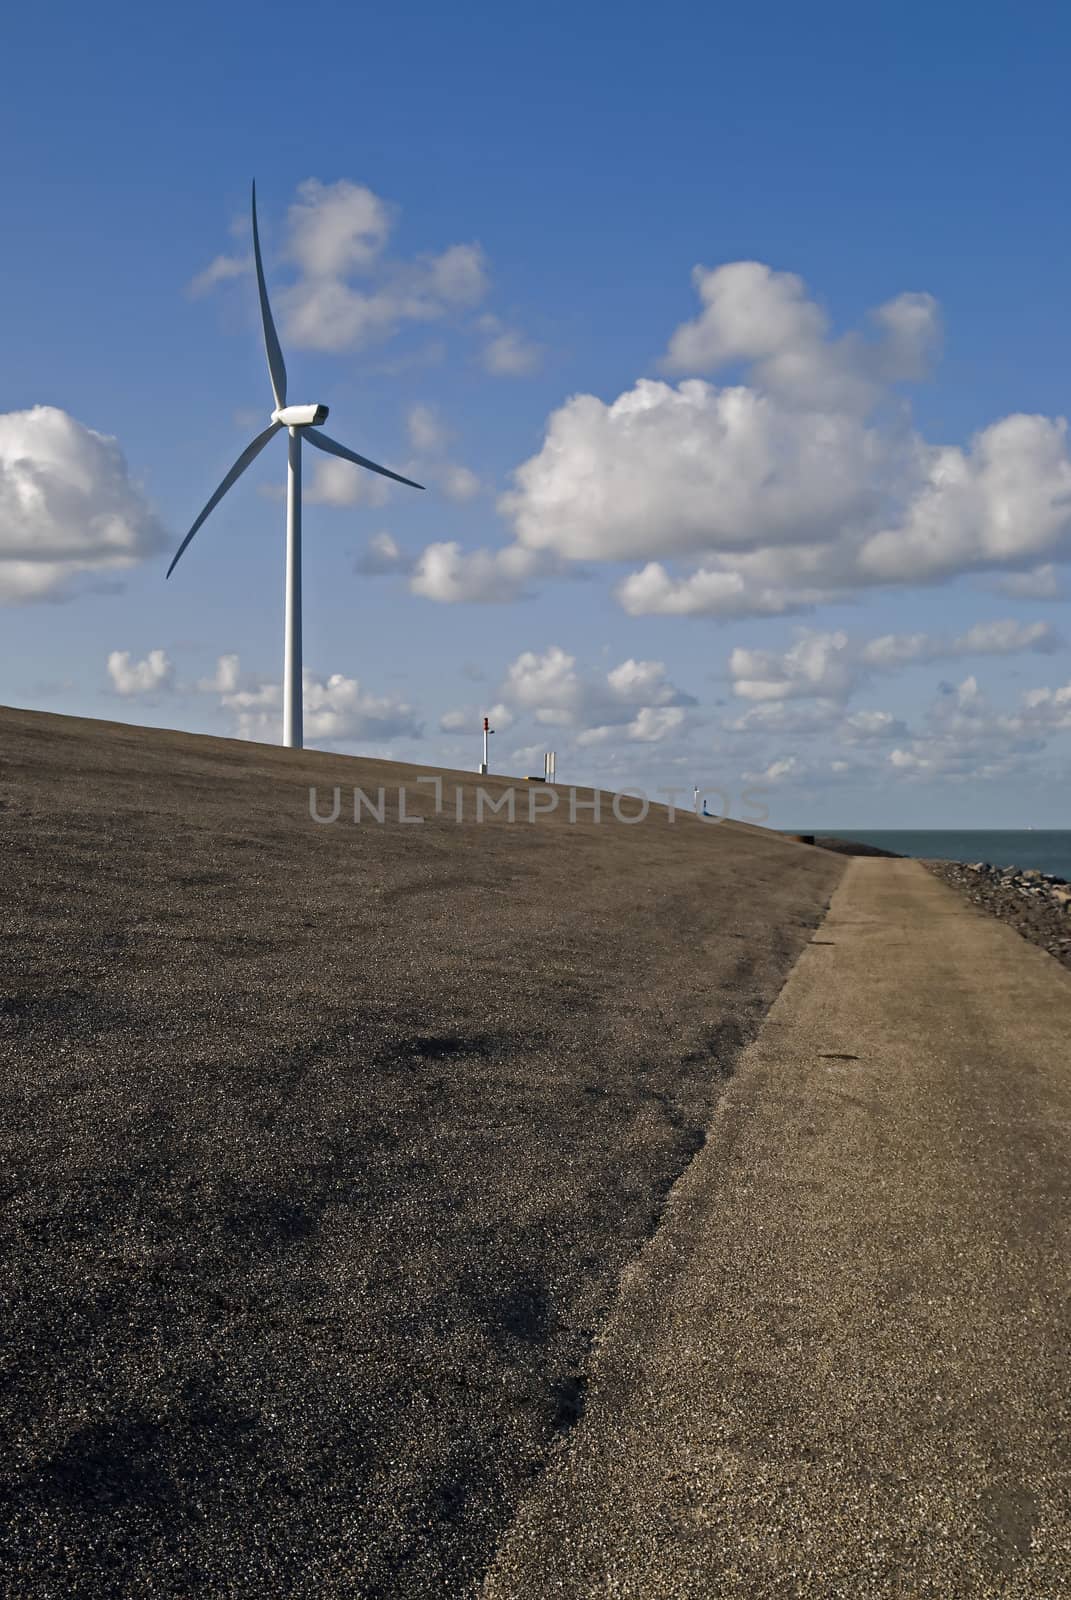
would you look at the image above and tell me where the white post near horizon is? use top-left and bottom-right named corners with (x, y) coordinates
top-left (284, 428), bottom-right (303, 749)
top-left (480, 715), bottom-right (492, 775)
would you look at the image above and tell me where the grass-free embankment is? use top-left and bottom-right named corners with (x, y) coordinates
top-left (0, 705), bottom-right (842, 1599)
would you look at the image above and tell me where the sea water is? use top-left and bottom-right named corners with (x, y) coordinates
top-left (814, 830), bottom-right (1071, 880)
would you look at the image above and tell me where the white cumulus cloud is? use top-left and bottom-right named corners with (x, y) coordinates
top-left (731, 632), bottom-right (858, 702)
top-left (406, 404), bottom-right (447, 454)
top-left (354, 531), bottom-right (411, 575)
top-left (287, 179), bottom-right (393, 277)
top-left (403, 404), bottom-right (482, 503)
top-left (280, 180), bottom-right (489, 353)
top-left (439, 464), bottom-right (482, 503)
top-left (889, 747), bottom-right (929, 770)
top-left (501, 377), bottom-right (883, 563)
top-left (197, 653), bottom-right (241, 693)
top-left (305, 454), bottom-right (392, 508)
top-left (0, 407), bottom-right (166, 603)
top-left (730, 620), bottom-right (1060, 703)
top-left (861, 618), bottom-right (1057, 667)
top-left (858, 415), bottom-right (1071, 583)
top-left (191, 178), bottom-right (492, 357)
top-left (617, 561), bottom-right (832, 618)
top-left (841, 709), bottom-right (910, 743)
top-left (440, 700), bottom-right (512, 733)
top-left (478, 315), bottom-right (542, 377)
top-left (662, 261), bottom-right (938, 408)
top-left (187, 253), bottom-right (250, 297)
top-left (107, 649), bottom-right (174, 696)
top-left (409, 541), bottom-right (545, 604)
top-left (742, 755), bottom-right (804, 784)
top-left (501, 646), bottom-right (695, 739)
top-left (991, 564), bottom-right (1063, 600)
top-left (578, 705), bottom-right (687, 745)
top-left (206, 656), bottom-right (422, 745)
top-left (491, 262), bottom-right (1071, 615)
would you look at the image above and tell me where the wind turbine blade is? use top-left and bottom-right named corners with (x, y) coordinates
top-left (251, 180), bottom-right (287, 410)
top-left (166, 422), bottom-right (283, 578)
top-left (305, 428), bottom-right (425, 491)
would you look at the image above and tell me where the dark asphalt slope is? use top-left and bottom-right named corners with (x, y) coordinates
top-left (0, 705), bottom-right (841, 1598)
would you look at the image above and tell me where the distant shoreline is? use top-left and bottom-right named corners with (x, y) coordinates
top-left (792, 828), bottom-right (1071, 882)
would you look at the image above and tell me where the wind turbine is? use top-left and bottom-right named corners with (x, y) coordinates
top-left (167, 181), bottom-right (424, 749)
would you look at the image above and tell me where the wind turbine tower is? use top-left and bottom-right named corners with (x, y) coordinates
top-left (167, 182), bottom-right (424, 749)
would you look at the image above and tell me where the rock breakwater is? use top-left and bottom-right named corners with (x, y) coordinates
top-left (927, 858), bottom-right (1071, 971)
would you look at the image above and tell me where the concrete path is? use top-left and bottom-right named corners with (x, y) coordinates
top-left (482, 858), bottom-right (1071, 1599)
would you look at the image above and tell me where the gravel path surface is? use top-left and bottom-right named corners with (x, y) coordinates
top-left (927, 858), bottom-right (1071, 972)
top-left (483, 858), bottom-right (1071, 1598)
top-left (0, 705), bottom-right (841, 1598)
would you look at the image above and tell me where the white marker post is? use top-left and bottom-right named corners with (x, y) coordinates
top-left (480, 715), bottom-right (493, 775)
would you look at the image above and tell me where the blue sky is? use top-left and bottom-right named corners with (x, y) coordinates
top-left (4, 0), bottom-right (1071, 826)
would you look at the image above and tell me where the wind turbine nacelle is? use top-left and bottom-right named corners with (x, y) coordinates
top-left (273, 403), bottom-right (330, 427)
